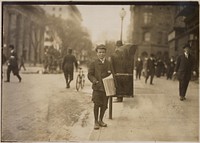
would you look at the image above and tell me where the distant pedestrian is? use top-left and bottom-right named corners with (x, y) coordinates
top-left (173, 44), bottom-right (196, 101)
top-left (166, 56), bottom-right (175, 80)
top-left (145, 54), bottom-right (156, 85)
top-left (142, 57), bottom-right (148, 77)
top-left (19, 54), bottom-right (26, 71)
top-left (5, 45), bottom-right (22, 82)
top-left (135, 57), bottom-right (143, 80)
top-left (88, 44), bottom-right (112, 130)
top-left (2, 52), bottom-right (7, 65)
top-left (156, 59), bottom-right (164, 77)
top-left (2, 49), bottom-right (7, 79)
top-left (62, 48), bottom-right (78, 88)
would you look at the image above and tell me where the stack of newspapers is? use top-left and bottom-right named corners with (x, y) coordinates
top-left (102, 74), bottom-right (116, 96)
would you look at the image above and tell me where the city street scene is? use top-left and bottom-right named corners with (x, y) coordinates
top-left (1, 1), bottom-right (199, 142)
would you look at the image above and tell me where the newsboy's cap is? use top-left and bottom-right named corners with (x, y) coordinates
top-left (150, 53), bottom-right (155, 57)
top-left (9, 45), bottom-right (14, 49)
top-left (95, 44), bottom-right (106, 51)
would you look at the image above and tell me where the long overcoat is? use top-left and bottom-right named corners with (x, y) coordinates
top-left (146, 58), bottom-right (156, 75)
top-left (8, 50), bottom-right (19, 75)
top-left (62, 54), bottom-right (78, 74)
top-left (174, 54), bottom-right (194, 81)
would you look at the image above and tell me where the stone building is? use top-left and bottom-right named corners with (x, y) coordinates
top-left (2, 4), bottom-right (46, 65)
top-left (168, 3), bottom-right (199, 72)
top-left (129, 5), bottom-right (176, 60)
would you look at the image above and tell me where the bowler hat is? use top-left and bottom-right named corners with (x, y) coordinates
top-left (150, 53), bottom-right (154, 57)
top-left (9, 45), bottom-right (14, 49)
top-left (182, 44), bottom-right (191, 49)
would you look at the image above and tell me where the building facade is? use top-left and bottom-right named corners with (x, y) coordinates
top-left (41, 5), bottom-right (82, 51)
top-left (41, 5), bottom-right (84, 61)
top-left (168, 3), bottom-right (199, 74)
top-left (41, 5), bottom-right (82, 22)
top-left (129, 5), bottom-right (176, 60)
top-left (2, 4), bottom-right (46, 65)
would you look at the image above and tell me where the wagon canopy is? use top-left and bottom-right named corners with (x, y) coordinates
top-left (111, 44), bottom-right (137, 96)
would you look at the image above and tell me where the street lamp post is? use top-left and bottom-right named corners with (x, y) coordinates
top-left (119, 8), bottom-right (126, 42)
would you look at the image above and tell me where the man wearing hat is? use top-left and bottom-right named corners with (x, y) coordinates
top-left (145, 53), bottom-right (156, 85)
top-left (173, 44), bottom-right (196, 101)
top-left (88, 44), bottom-right (112, 129)
top-left (5, 45), bottom-right (22, 82)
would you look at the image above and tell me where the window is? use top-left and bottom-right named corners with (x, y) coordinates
top-left (144, 13), bottom-right (152, 24)
top-left (144, 32), bottom-right (151, 42)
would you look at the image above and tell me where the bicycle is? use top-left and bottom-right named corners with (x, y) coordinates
top-left (76, 67), bottom-right (85, 91)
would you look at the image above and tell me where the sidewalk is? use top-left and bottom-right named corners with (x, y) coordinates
top-left (2, 64), bottom-right (44, 74)
top-left (89, 76), bottom-right (199, 142)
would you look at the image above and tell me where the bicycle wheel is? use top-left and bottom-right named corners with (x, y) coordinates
top-left (81, 74), bottom-right (85, 89)
top-left (76, 75), bottom-right (81, 91)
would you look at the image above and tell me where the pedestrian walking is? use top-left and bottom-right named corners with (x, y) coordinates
top-left (145, 54), bottom-right (156, 85)
top-left (88, 44), bottom-right (112, 130)
top-left (166, 56), bottom-right (175, 80)
top-left (2, 51), bottom-right (7, 65)
top-left (5, 45), bottom-right (22, 82)
top-left (2, 48), bottom-right (7, 79)
top-left (62, 48), bottom-right (78, 88)
top-left (142, 57), bottom-right (148, 77)
top-left (135, 57), bottom-right (143, 80)
top-left (173, 44), bottom-right (196, 101)
top-left (156, 59), bottom-right (164, 77)
top-left (19, 54), bottom-right (26, 71)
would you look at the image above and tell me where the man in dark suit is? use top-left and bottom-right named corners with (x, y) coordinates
top-left (62, 48), bottom-right (78, 88)
top-left (145, 54), bottom-right (156, 84)
top-left (88, 44), bottom-right (112, 130)
top-left (166, 56), bottom-right (175, 80)
top-left (173, 44), bottom-right (196, 101)
top-left (5, 45), bottom-right (22, 82)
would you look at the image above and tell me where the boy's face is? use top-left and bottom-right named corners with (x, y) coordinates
top-left (97, 49), bottom-right (106, 60)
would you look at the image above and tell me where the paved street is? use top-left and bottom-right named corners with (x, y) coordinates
top-left (2, 66), bottom-right (94, 141)
top-left (1, 66), bottom-right (199, 142)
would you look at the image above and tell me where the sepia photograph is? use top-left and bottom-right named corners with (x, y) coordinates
top-left (1, 0), bottom-right (199, 142)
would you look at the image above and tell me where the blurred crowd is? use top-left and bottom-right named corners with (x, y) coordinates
top-left (43, 47), bottom-right (63, 74)
top-left (135, 55), bottom-right (193, 81)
